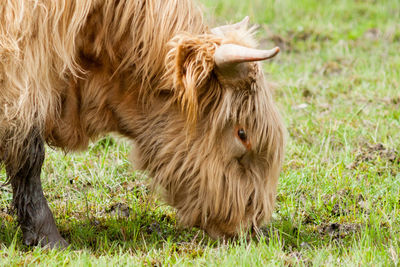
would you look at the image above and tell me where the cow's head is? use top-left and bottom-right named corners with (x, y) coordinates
top-left (133, 17), bottom-right (285, 238)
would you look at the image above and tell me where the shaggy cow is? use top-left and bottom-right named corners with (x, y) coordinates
top-left (0, 0), bottom-right (285, 248)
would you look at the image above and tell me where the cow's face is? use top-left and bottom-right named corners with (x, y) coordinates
top-left (184, 58), bottom-right (285, 238)
top-left (132, 19), bottom-right (285, 238)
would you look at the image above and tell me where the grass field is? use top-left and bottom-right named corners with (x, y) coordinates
top-left (1, 0), bottom-right (400, 265)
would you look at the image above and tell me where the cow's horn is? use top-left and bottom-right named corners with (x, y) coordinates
top-left (211, 16), bottom-right (249, 35)
top-left (214, 44), bottom-right (280, 67)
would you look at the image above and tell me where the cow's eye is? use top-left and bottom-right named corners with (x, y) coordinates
top-left (237, 128), bottom-right (247, 142)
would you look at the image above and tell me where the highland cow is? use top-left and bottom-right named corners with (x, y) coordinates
top-left (0, 0), bottom-right (285, 248)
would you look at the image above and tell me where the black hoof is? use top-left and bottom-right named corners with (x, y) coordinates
top-left (23, 230), bottom-right (69, 249)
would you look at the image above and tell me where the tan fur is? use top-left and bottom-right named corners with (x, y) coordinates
top-left (0, 0), bottom-right (285, 238)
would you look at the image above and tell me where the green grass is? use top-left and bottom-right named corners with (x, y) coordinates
top-left (1, 0), bottom-right (400, 265)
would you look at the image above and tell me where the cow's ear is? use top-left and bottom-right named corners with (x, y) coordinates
top-left (166, 34), bottom-right (219, 124)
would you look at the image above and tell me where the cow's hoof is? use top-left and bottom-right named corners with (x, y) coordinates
top-left (23, 231), bottom-right (69, 249)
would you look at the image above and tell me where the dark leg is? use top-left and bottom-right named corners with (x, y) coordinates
top-left (6, 130), bottom-right (68, 248)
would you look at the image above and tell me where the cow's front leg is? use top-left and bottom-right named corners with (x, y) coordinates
top-left (6, 130), bottom-right (68, 248)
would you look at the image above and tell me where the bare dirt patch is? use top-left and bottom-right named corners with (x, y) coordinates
top-left (347, 143), bottom-right (399, 169)
top-left (318, 223), bottom-right (361, 239)
top-left (107, 203), bottom-right (131, 218)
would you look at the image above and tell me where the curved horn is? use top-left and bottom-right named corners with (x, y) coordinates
top-left (211, 16), bottom-right (249, 35)
top-left (214, 44), bottom-right (280, 67)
